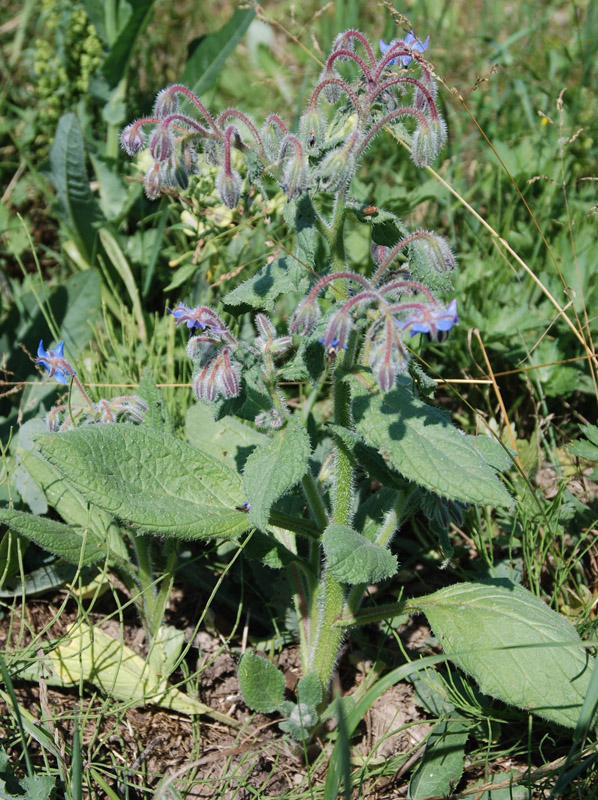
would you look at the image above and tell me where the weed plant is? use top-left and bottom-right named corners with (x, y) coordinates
top-left (1, 2), bottom-right (598, 798)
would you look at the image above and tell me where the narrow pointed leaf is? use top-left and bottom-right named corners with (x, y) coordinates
top-left (409, 716), bottom-right (471, 799)
top-left (0, 509), bottom-right (105, 567)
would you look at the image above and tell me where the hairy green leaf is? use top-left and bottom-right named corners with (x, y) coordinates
top-left (242, 421), bottom-right (311, 531)
top-left (0, 509), bottom-right (105, 567)
top-left (419, 581), bottom-right (595, 728)
top-left (409, 717), bottom-right (470, 799)
top-left (49, 113), bottom-right (104, 263)
top-left (35, 426), bottom-right (251, 540)
top-left (186, 403), bottom-right (264, 468)
top-left (349, 373), bottom-right (513, 507)
top-left (238, 651), bottom-right (285, 713)
top-left (297, 671), bottom-right (323, 708)
top-left (223, 255), bottom-right (308, 311)
top-left (322, 524), bottom-right (397, 584)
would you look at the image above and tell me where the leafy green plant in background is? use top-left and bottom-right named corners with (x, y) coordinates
top-left (4, 28), bottom-right (596, 767)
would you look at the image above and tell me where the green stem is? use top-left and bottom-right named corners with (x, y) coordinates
top-left (132, 534), bottom-right (159, 642)
top-left (308, 348), bottom-right (355, 691)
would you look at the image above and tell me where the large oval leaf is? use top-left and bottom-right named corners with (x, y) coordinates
top-left (349, 372), bottom-right (513, 507)
top-left (35, 426), bottom-right (250, 540)
top-left (418, 581), bottom-right (594, 728)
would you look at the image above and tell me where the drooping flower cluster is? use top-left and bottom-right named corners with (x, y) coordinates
top-left (36, 340), bottom-right (147, 431)
top-left (168, 304), bottom-right (242, 402)
top-left (289, 230), bottom-right (458, 392)
top-left (120, 29), bottom-right (446, 203)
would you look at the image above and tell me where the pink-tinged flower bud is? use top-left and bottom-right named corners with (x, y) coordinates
top-left (149, 126), bottom-right (174, 162)
top-left (371, 243), bottom-right (391, 266)
top-left (216, 168), bottom-right (242, 209)
top-left (220, 349), bottom-right (241, 398)
top-left (143, 163), bottom-right (162, 200)
top-left (153, 86), bottom-right (179, 118)
top-left (255, 314), bottom-right (276, 340)
top-left (320, 311), bottom-right (352, 351)
top-left (289, 297), bottom-right (320, 335)
top-left (193, 360), bottom-right (218, 402)
top-left (255, 409), bottom-right (285, 429)
top-left (375, 360), bottom-right (396, 393)
top-left (120, 122), bottom-right (146, 156)
top-left (181, 141), bottom-right (198, 173)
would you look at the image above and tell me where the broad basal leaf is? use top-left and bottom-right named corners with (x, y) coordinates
top-left (242, 421), bottom-right (311, 531)
top-left (349, 372), bottom-right (513, 507)
top-left (322, 524), bottom-right (397, 584)
top-left (238, 651), bottom-right (285, 713)
top-left (0, 509), bottom-right (105, 567)
top-left (419, 581), bottom-right (595, 728)
top-left (35, 426), bottom-right (250, 540)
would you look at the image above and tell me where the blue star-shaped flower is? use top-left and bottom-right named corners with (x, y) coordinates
top-left (167, 302), bottom-right (207, 330)
top-left (36, 340), bottom-right (76, 384)
top-left (380, 30), bottom-right (430, 67)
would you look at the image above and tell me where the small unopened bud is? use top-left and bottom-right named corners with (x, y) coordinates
top-left (376, 361), bottom-right (396, 393)
top-left (255, 409), bottom-right (285, 429)
top-left (299, 107), bottom-right (326, 149)
top-left (320, 311), bottom-right (351, 351)
top-left (409, 232), bottom-right (456, 274)
top-left (289, 297), bottom-right (320, 335)
top-left (317, 147), bottom-right (355, 193)
top-left (371, 243), bottom-right (391, 266)
top-left (411, 117), bottom-right (447, 166)
top-left (153, 86), bottom-right (179, 118)
top-left (204, 139), bottom-right (224, 166)
top-left (216, 168), bottom-right (242, 209)
top-left (120, 122), bottom-right (146, 156)
top-left (318, 68), bottom-right (342, 103)
top-left (281, 157), bottom-right (312, 199)
top-left (181, 141), bottom-right (198, 173)
top-left (220, 349), bottom-right (241, 398)
top-left (144, 163), bottom-right (162, 200)
top-left (150, 126), bottom-right (174, 162)
top-left (255, 314), bottom-right (276, 340)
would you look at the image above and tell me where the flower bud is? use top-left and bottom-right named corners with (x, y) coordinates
top-left (143, 162), bottom-right (162, 200)
top-left (255, 314), bottom-right (276, 340)
top-left (149, 126), bottom-right (174, 162)
top-left (204, 139), bottom-right (224, 166)
top-left (153, 86), bottom-right (179, 118)
top-left (220, 349), bottom-right (241, 398)
top-left (317, 68), bottom-right (342, 103)
top-left (281, 156), bottom-right (312, 199)
top-left (255, 409), bottom-right (285, 429)
top-left (317, 147), bottom-right (355, 193)
top-left (371, 243), bottom-right (391, 267)
top-left (411, 116), bottom-right (447, 167)
top-left (409, 232), bottom-right (456, 274)
top-left (216, 168), bottom-right (242, 209)
top-left (120, 122), bottom-right (146, 156)
top-left (299, 107), bottom-right (326, 150)
top-left (320, 311), bottom-right (351, 351)
top-left (289, 297), bottom-right (320, 335)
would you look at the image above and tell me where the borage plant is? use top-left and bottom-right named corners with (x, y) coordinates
top-left (11, 29), bottom-right (595, 745)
